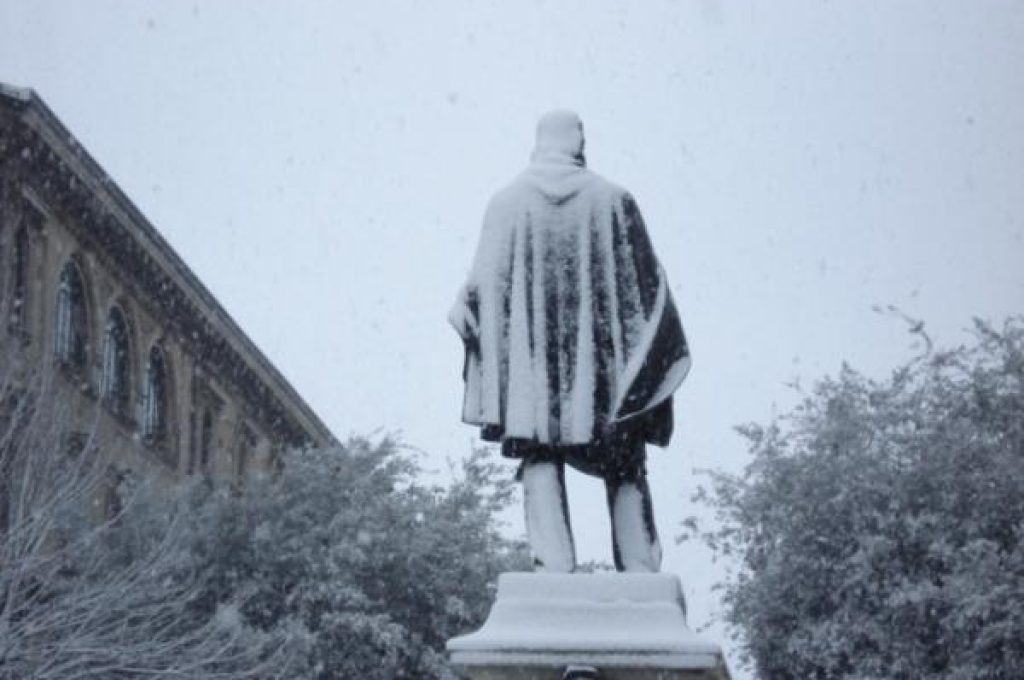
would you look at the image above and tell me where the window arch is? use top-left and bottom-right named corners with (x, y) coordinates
top-left (54, 261), bottom-right (89, 368)
top-left (10, 228), bottom-right (29, 331)
top-left (236, 424), bottom-right (255, 481)
top-left (9, 201), bottom-right (42, 335)
top-left (200, 409), bottom-right (213, 472)
top-left (189, 408), bottom-right (214, 475)
top-left (101, 306), bottom-right (132, 415)
top-left (142, 346), bottom-right (170, 442)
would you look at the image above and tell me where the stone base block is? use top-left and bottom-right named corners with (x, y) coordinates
top-left (447, 572), bottom-right (730, 680)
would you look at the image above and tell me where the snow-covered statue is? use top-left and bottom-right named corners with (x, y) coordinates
top-left (450, 110), bottom-right (690, 573)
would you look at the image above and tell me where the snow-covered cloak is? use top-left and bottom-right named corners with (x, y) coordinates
top-left (450, 118), bottom-right (690, 450)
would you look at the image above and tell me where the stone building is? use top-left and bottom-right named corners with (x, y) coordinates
top-left (0, 82), bottom-right (334, 495)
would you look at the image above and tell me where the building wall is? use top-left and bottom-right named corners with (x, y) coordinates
top-left (0, 86), bottom-right (331, 504)
top-left (1, 181), bottom-right (265, 485)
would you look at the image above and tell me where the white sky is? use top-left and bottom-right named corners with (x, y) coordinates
top-left (3, 2), bottom-right (1022, 676)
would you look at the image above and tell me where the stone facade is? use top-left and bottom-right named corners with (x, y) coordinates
top-left (0, 82), bottom-right (334, 495)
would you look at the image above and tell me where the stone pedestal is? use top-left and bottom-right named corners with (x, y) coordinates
top-left (447, 572), bottom-right (730, 680)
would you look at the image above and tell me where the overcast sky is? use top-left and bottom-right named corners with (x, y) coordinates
top-left (3, 2), bottom-right (1022, 675)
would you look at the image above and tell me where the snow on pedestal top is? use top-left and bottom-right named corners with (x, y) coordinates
top-left (448, 572), bottom-right (729, 677)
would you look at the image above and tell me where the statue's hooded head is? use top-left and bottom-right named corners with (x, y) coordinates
top-left (531, 109), bottom-right (586, 166)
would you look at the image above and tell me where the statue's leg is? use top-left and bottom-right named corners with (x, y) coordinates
top-left (521, 450), bottom-right (576, 572)
top-left (605, 442), bottom-right (662, 572)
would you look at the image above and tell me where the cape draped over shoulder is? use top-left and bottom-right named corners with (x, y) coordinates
top-left (450, 142), bottom-right (690, 448)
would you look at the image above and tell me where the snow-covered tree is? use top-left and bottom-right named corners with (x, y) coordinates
top-left (0, 358), bottom-right (528, 679)
top-left (174, 440), bottom-right (530, 679)
top-left (0, 368), bottom-right (280, 679)
top-left (690, 318), bottom-right (1024, 680)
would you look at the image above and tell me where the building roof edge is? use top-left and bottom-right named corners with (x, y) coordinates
top-left (0, 81), bottom-right (337, 448)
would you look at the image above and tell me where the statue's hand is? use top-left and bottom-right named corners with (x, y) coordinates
top-left (448, 289), bottom-right (480, 340)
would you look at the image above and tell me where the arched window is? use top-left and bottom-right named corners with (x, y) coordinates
top-left (200, 409), bottom-right (213, 472)
top-left (236, 425), bottom-right (255, 481)
top-left (11, 227), bottom-right (29, 332)
top-left (189, 407), bottom-right (214, 475)
top-left (9, 202), bottom-right (41, 335)
top-left (142, 347), bottom-right (169, 442)
top-left (54, 262), bottom-right (88, 368)
top-left (101, 307), bottom-right (132, 414)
